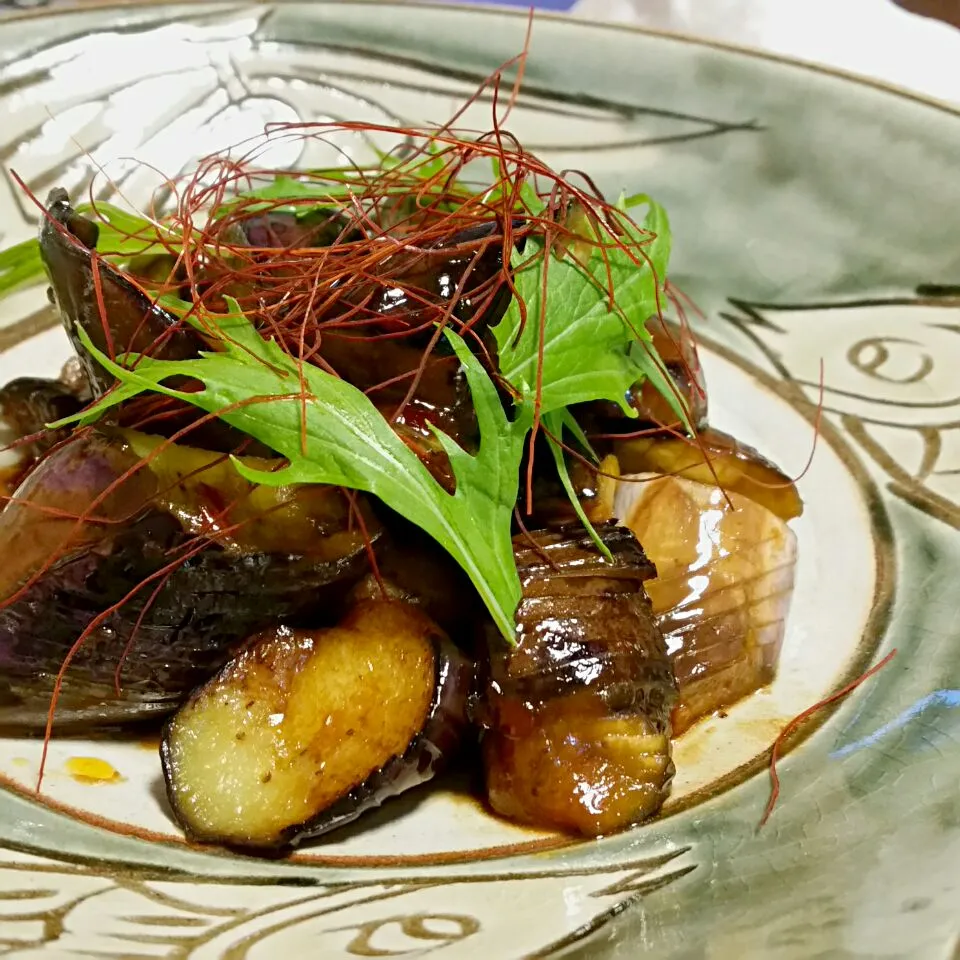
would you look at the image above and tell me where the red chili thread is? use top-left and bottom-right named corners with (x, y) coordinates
top-left (758, 648), bottom-right (898, 829)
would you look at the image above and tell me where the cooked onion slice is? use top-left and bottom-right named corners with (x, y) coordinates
top-left (620, 474), bottom-right (798, 734)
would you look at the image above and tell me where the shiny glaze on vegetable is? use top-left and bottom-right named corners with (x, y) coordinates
top-left (162, 599), bottom-right (472, 850)
top-left (478, 524), bottom-right (677, 836)
top-left (621, 475), bottom-right (798, 734)
top-left (0, 183), bottom-right (805, 847)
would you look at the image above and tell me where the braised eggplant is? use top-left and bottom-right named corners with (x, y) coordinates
top-left (349, 519), bottom-right (483, 635)
top-left (236, 208), bottom-right (364, 250)
top-left (161, 599), bottom-right (472, 850)
top-left (0, 377), bottom-right (84, 446)
top-left (40, 190), bottom-right (202, 396)
top-left (478, 524), bottom-right (677, 836)
top-left (0, 145), bottom-right (807, 857)
top-left (0, 376), bottom-right (86, 489)
top-left (310, 222), bottom-right (514, 445)
top-left (38, 193), bottom-right (264, 455)
top-left (0, 431), bottom-right (377, 730)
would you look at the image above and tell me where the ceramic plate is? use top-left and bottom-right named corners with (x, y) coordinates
top-left (0, 3), bottom-right (957, 957)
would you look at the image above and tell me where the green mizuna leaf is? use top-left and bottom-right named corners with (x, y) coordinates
top-left (55, 301), bottom-right (527, 643)
top-left (542, 408), bottom-right (612, 561)
top-left (83, 203), bottom-right (187, 258)
top-left (491, 196), bottom-right (688, 428)
top-left (0, 238), bottom-right (44, 299)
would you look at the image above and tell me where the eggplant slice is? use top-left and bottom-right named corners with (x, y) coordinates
top-left (0, 431), bottom-right (377, 730)
top-left (161, 599), bottom-right (472, 850)
top-left (39, 189), bottom-right (202, 397)
top-left (0, 376), bottom-right (86, 490)
top-left (478, 524), bottom-right (678, 837)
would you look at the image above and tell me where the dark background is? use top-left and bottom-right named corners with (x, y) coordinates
top-left (895, 0), bottom-right (960, 26)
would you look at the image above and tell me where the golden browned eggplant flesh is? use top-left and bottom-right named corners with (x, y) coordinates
top-left (161, 600), bottom-right (471, 850)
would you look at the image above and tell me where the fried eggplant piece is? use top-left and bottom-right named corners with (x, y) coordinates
top-left (38, 191), bottom-right (257, 454)
top-left (478, 524), bottom-right (677, 836)
top-left (621, 475), bottom-right (798, 734)
top-left (0, 431), bottom-right (376, 730)
top-left (0, 377), bottom-right (84, 448)
top-left (348, 520), bottom-right (482, 636)
top-left (161, 599), bottom-right (472, 849)
top-left (39, 190), bottom-right (202, 396)
top-left (0, 376), bottom-right (86, 491)
top-left (314, 220), bottom-right (516, 445)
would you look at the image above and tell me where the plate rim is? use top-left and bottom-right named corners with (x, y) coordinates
top-left (2, 0), bottom-right (959, 121)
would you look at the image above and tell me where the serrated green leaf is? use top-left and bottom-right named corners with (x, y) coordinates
top-left (54, 302), bottom-right (527, 642)
top-left (491, 196), bottom-right (690, 429)
top-left (542, 408), bottom-right (611, 560)
top-left (25, 154), bottom-right (688, 640)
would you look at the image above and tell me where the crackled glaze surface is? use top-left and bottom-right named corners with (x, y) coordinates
top-left (0, 4), bottom-right (957, 958)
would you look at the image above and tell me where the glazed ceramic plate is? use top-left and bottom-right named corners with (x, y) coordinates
top-left (0, 3), bottom-right (958, 957)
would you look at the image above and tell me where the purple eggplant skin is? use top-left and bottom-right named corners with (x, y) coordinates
top-left (0, 430), bottom-right (378, 732)
top-left (0, 377), bottom-right (86, 486)
top-left (160, 600), bottom-right (473, 851)
top-left (39, 189), bottom-right (202, 397)
top-left (477, 523), bottom-right (678, 837)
